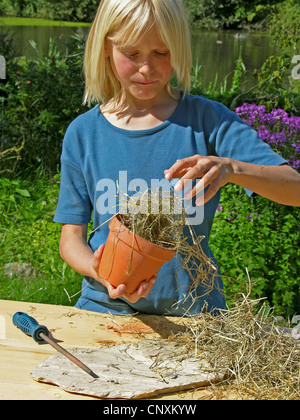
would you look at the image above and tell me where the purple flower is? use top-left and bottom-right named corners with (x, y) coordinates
top-left (235, 104), bottom-right (300, 172)
top-left (246, 214), bottom-right (254, 222)
top-left (289, 159), bottom-right (300, 170)
top-left (257, 126), bottom-right (271, 141)
top-left (292, 142), bottom-right (300, 153)
top-left (271, 108), bottom-right (288, 120)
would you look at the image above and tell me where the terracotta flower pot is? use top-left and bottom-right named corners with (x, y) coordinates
top-left (98, 215), bottom-right (176, 294)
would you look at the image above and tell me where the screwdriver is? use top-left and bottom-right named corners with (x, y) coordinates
top-left (12, 312), bottom-right (99, 379)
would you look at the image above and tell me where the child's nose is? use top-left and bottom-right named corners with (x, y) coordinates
top-left (139, 59), bottom-right (153, 74)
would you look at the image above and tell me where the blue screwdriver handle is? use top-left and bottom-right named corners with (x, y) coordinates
top-left (12, 312), bottom-right (50, 343)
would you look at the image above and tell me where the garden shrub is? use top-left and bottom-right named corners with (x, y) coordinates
top-left (210, 103), bottom-right (300, 317)
top-left (210, 185), bottom-right (300, 317)
top-left (0, 0), bottom-right (99, 22)
top-left (0, 34), bottom-right (88, 176)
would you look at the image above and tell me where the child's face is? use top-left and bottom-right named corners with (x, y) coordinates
top-left (105, 27), bottom-right (174, 104)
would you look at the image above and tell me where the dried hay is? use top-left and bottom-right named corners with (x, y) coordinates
top-left (118, 187), bottom-right (219, 297)
top-left (167, 281), bottom-right (300, 400)
top-left (118, 187), bottom-right (187, 250)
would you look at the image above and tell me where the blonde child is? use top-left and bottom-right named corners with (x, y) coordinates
top-left (54, 0), bottom-right (300, 315)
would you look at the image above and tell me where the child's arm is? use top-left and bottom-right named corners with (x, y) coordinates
top-left (165, 155), bottom-right (300, 206)
top-left (58, 223), bottom-right (157, 303)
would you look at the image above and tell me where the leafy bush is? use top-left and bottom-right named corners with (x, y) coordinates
top-left (0, 34), bottom-right (88, 176)
top-left (190, 50), bottom-right (300, 116)
top-left (210, 185), bottom-right (300, 317)
top-left (210, 104), bottom-right (300, 317)
top-left (190, 54), bottom-right (248, 109)
top-left (215, 102), bottom-right (300, 317)
top-left (183, 0), bottom-right (277, 30)
top-left (0, 0), bottom-right (99, 22)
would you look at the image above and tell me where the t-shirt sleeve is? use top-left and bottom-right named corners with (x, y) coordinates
top-left (212, 108), bottom-right (287, 167)
top-left (53, 123), bottom-right (92, 225)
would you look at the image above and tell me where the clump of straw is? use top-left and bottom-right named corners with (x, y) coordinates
top-left (173, 281), bottom-right (300, 400)
top-left (119, 187), bottom-right (218, 297)
top-left (119, 188), bottom-right (186, 250)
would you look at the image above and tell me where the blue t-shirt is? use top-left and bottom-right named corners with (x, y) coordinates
top-left (54, 93), bottom-right (286, 315)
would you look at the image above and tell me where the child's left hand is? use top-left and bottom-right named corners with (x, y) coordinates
top-left (107, 275), bottom-right (158, 304)
top-left (93, 244), bottom-right (158, 303)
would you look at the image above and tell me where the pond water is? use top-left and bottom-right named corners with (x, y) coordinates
top-left (1, 23), bottom-right (283, 89)
top-left (191, 30), bottom-right (280, 89)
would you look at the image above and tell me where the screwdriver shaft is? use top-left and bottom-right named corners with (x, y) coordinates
top-left (39, 332), bottom-right (99, 379)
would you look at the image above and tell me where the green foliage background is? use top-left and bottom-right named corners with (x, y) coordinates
top-left (210, 185), bottom-right (300, 317)
top-left (1, 0), bottom-right (299, 31)
top-left (0, 0), bottom-right (99, 22)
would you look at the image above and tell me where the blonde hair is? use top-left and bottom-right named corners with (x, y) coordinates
top-left (83, 0), bottom-right (192, 110)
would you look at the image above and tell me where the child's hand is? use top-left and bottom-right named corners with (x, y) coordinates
top-left (92, 244), bottom-right (158, 303)
top-left (107, 274), bottom-right (158, 303)
top-left (164, 154), bottom-right (234, 205)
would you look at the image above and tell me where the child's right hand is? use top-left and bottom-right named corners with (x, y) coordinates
top-left (91, 244), bottom-right (158, 304)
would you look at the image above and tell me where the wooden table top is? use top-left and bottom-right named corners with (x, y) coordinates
top-left (0, 299), bottom-right (217, 400)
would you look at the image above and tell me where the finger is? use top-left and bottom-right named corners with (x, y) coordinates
top-left (174, 164), bottom-right (207, 194)
top-left (138, 274), bottom-right (158, 296)
top-left (182, 164), bottom-right (220, 203)
top-left (200, 180), bottom-right (222, 205)
top-left (164, 156), bottom-right (201, 181)
top-left (92, 244), bottom-right (105, 271)
top-left (97, 244), bottom-right (105, 258)
top-left (174, 158), bottom-right (215, 194)
top-left (135, 280), bottom-right (150, 298)
top-left (165, 156), bottom-right (200, 179)
top-left (123, 274), bottom-right (158, 303)
top-left (107, 283), bottom-right (127, 299)
top-left (164, 167), bottom-right (191, 180)
top-left (195, 168), bottom-right (222, 205)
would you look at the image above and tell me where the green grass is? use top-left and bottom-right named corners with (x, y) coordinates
top-left (0, 16), bottom-right (91, 27)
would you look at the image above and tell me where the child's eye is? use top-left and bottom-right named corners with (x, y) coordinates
top-left (123, 52), bottom-right (138, 59)
top-left (155, 51), bottom-right (169, 56)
